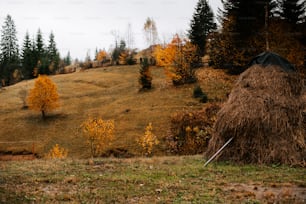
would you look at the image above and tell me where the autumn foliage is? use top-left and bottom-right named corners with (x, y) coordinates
top-left (45, 144), bottom-right (68, 159)
top-left (96, 50), bottom-right (107, 62)
top-left (154, 34), bottom-right (198, 85)
top-left (27, 75), bottom-right (60, 119)
top-left (81, 117), bottom-right (115, 158)
top-left (137, 123), bottom-right (159, 156)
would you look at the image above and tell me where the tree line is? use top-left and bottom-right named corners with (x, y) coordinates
top-left (0, 15), bottom-right (71, 86)
top-left (206, 0), bottom-right (306, 73)
top-left (180, 0), bottom-right (305, 74)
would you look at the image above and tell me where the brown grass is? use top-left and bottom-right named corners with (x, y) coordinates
top-left (206, 65), bottom-right (306, 166)
top-left (0, 66), bottom-right (234, 158)
top-left (1, 155), bottom-right (305, 203)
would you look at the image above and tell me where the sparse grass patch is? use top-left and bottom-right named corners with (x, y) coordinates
top-left (0, 155), bottom-right (305, 203)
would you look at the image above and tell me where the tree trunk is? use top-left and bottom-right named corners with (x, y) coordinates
top-left (41, 110), bottom-right (46, 120)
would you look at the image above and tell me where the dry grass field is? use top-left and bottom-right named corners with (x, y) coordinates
top-left (1, 66), bottom-right (305, 203)
top-left (1, 155), bottom-right (305, 203)
top-left (0, 65), bottom-right (235, 158)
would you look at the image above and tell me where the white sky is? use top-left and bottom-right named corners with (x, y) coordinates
top-left (0, 0), bottom-right (222, 61)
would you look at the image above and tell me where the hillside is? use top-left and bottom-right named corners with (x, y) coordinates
top-left (0, 65), bottom-right (235, 158)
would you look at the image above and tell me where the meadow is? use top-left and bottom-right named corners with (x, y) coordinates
top-left (0, 66), bottom-right (305, 203)
top-left (0, 65), bottom-right (234, 158)
top-left (1, 155), bottom-right (305, 203)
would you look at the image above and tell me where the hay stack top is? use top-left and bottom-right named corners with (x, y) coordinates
top-left (248, 51), bottom-right (296, 72)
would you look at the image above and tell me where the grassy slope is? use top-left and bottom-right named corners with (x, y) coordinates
top-left (0, 67), bottom-right (305, 203)
top-left (0, 156), bottom-right (305, 203)
top-left (0, 65), bottom-right (235, 158)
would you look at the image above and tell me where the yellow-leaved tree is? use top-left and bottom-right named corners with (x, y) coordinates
top-left (96, 50), bottom-right (108, 62)
top-left (45, 144), bottom-right (68, 159)
top-left (154, 34), bottom-right (198, 85)
top-left (81, 117), bottom-right (115, 158)
top-left (27, 75), bottom-right (60, 119)
top-left (137, 123), bottom-right (159, 156)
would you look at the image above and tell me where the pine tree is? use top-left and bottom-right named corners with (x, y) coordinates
top-left (35, 29), bottom-right (49, 75)
top-left (47, 32), bottom-right (60, 73)
top-left (0, 15), bottom-right (19, 81)
top-left (94, 48), bottom-right (98, 61)
top-left (64, 51), bottom-right (71, 66)
top-left (139, 58), bottom-right (152, 90)
top-left (281, 0), bottom-right (305, 25)
top-left (111, 40), bottom-right (126, 65)
top-left (36, 28), bottom-right (45, 60)
top-left (188, 0), bottom-right (216, 56)
top-left (21, 31), bottom-right (36, 79)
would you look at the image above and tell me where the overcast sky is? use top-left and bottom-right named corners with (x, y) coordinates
top-left (0, 0), bottom-right (222, 61)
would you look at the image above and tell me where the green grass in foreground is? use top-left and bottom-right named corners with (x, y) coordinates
top-left (0, 155), bottom-right (305, 203)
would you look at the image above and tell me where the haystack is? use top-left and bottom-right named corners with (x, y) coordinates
top-left (205, 65), bottom-right (305, 166)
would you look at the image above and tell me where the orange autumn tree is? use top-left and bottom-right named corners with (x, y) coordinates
top-left (154, 34), bottom-right (198, 85)
top-left (27, 75), bottom-right (60, 119)
top-left (81, 117), bottom-right (115, 158)
top-left (96, 50), bottom-right (107, 62)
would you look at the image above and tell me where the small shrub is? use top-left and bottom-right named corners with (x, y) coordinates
top-left (45, 144), bottom-right (68, 159)
top-left (193, 85), bottom-right (204, 98)
top-left (193, 85), bottom-right (208, 103)
top-left (166, 104), bottom-right (220, 155)
top-left (81, 117), bottom-right (115, 158)
top-left (199, 93), bottom-right (208, 103)
top-left (137, 123), bottom-right (159, 156)
top-left (139, 58), bottom-right (152, 90)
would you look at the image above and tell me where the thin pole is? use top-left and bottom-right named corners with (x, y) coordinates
top-left (265, 3), bottom-right (270, 51)
top-left (204, 137), bottom-right (234, 167)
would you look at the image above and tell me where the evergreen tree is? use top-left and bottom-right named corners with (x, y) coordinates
top-left (188, 0), bottom-right (216, 56)
top-left (47, 32), bottom-right (60, 73)
top-left (64, 51), bottom-right (71, 66)
top-left (94, 48), bottom-right (98, 61)
top-left (21, 31), bottom-right (36, 79)
top-left (139, 58), bottom-right (152, 90)
top-left (111, 40), bottom-right (126, 65)
top-left (35, 29), bottom-right (49, 75)
top-left (0, 15), bottom-right (19, 81)
top-left (281, 0), bottom-right (305, 25)
top-left (36, 28), bottom-right (45, 60)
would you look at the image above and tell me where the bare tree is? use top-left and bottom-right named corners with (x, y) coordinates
top-left (143, 17), bottom-right (159, 47)
top-left (125, 23), bottom-right (135, 50)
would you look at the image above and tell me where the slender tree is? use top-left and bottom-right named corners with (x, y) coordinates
top-left (47, 32), bottom-right (60, 74)
top-left (36, 28), bottom-right (45, 61)
top-left (35, 29), bottom-right (50, 75)
top-left (126, 23), bottom-right (135, 50)
top-left (188, 0), bottom-right (216, 56)
top-left (143, 17), bottom-right (159, 47)
top-left (64, 51), bottom-right (71, 66)
top-left (21, 31), bottom-right (36, 79)
top-left (0, 15), bottom-right (19, 81)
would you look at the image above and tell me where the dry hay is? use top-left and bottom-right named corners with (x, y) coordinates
top-left (205, 65), bottom-right (305, 166)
